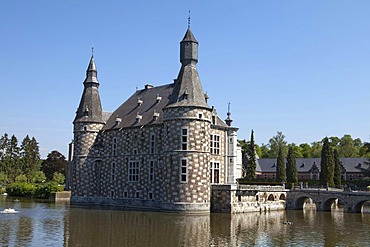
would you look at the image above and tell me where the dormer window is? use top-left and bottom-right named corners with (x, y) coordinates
top-left (137, 98), bottom-right (143, 106)
top-left (136, 114), bottom-right (142, 123)
top-left (115, 117), bottom-right (122, 125)
top-left (153, 110), bottom-right (160, 121)
top-left (156, 94), bottom-right (162, 103)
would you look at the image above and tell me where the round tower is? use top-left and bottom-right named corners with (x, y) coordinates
top-left (163, 25), bottom-right (212, 212)
top-left (70, 55), bottom-right (105, 197)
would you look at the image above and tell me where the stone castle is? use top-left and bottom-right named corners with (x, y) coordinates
top-left (67, 24), bottom-right (244, 212)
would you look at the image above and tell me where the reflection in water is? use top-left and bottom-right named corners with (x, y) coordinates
top-left (1, 196), bottom-right (370, 246)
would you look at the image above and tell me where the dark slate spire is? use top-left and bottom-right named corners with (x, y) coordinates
top-left (167, 24), bottom-right (209, 108)
top-left (180, 28), bottom-right (198, 65)
top-left (74, 55), bottom-right (104, 123)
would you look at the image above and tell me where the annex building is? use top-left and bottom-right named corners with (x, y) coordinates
top-left (66, 25), bottom-right (243, 212)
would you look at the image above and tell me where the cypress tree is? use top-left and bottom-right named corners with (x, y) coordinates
top-left (286, 146), bottom-right (298, 184)
top-left (276, 146), bottom-right (286, 183)
top-left (320, 137), bottom-right (335, 187)
top-left (333, 149), bottom-right (342, 187)
top-left (245, 129), bottom-right (257, 180)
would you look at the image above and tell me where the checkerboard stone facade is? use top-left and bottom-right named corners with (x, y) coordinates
top-left (68, 26), bottom-right (242, 212)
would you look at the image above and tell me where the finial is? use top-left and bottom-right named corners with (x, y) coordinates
top-left (188, 10), bottom-right (191, 28)
top-left (91, 46), bottom-right (94, 56)
top-left (227, 102), bottom-right (231, 116)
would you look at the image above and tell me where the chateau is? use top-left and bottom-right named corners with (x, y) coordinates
top-left (67, 25), bottom-right (243, 212)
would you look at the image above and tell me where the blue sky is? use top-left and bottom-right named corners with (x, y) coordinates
top-left (1, 1), bottom-right (370, 158)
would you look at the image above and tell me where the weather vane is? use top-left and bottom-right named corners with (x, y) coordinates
top-left (188, 10), bottom-right (191, 28)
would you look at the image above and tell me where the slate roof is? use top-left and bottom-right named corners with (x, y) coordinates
top-left (166, 64), bottom-right (210, 108)
top-left (103, 84), bottom-right (173, 130)
top-left (181, 28), bottom-right (198, 43)
top-left (257, 158), bottom-right (368, 173)
top-left (74, 56), bottom-right (104, 124)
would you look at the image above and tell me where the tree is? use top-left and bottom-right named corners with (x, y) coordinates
top-left (287, 143), bottom-right (303, 158)
top-left (320, 137), bottom-right (335, 187)
top-left (52, 172), bottom-right (65, 185)
top-left (267, 131), bottom-right (287, 158)
top-left (33, 171), bottom-right (47, 183)
top-left (299, 143), bottom-right (312, 158)
top-left (310, 141), bottom-right (322, 158)
top-left (20, 135), bottom-right (41, 181)
top-left (276, 146), bottom-right (286, 183)
top-left (41, 150), bottom-right (67, 180)
top-left (5, 135), bottom-right (21, 182)
top-left (333, 149), bottom-right (342, 187)
top-left (245, 130), bottom-right (257, 180)
top-left (338, 134), bottom-right (359, 158)
top-left (286, 146), bottom-right (298, 184)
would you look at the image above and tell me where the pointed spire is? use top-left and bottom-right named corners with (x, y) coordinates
top-left (84, 53), bottom-right (98, 85)
top-left (74, 54), bottom-right (103, 123)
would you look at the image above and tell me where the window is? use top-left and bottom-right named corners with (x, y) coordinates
top-left (124, 191), bottom-right (128, 198)
top-left (180, 158), bottom-right (188, 182)
top-left (210, 134), bottom-right (220, 155)
top-left (210, 162), bottom-right (220, 184)
top-left (129, 161), bottom-right (140, 182)
top-left (133, 148), bottom-right (138, 155)
top-left (150, 133), bottom-right (156, 154)
top-left (135, 191), bottom-right (140, 199)
top-left (149, 160), bottom-right (155, 182)
top-left (198, 113), bottom-right (203, 119)
top-left (148, 192), bottom-right (153, 200)
top-left (111, 162), bottom-right (116, 181)
top-left (112, 137), bottom-right (117, 156)
top-left (212, 116), bottom-right (216, 125)
top-left (110, 190), bottom-right (114, 197)
top-left (181, 128), bottom-right (188, 150)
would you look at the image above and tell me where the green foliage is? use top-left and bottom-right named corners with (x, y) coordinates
top-left (33, 171), bottom-right (47, 183)
top-left (320, 137), bottom-right (335, 187)
top-left (52, 172), bottom-right (65, 185)
top-left (0, 172), bottom-right (8, 186)
top-left (15, 174), bottom-right (28, 183)
top-left (245, 130), bottom-right (257, 180)
top-left (333, 149), bottom-right (342, 187)
top-left (6, 182), bottom-right (36, 196)
top-left (267, 131), bottom-right (288, 158)
top-left (41, 150), bottom-right (67, 181)
top-left (0, 133), bottom-right (41, 183)
top-left (20, 135), bottom-right (41, 181)
top-left (286, 146), bottom-right (298, 183)
top-left (34, 182), bottom-right (60, 199)
top-left (276, 146), bottom-right (286, 182)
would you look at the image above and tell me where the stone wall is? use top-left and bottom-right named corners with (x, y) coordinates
top-left (211, 184), bottom-right (287, 213)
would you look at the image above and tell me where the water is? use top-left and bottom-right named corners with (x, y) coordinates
top-left (1, 196), bottom-right (369, 247)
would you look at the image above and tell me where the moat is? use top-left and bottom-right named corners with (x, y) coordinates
top-left (1, 196), bottom-right (369, 246)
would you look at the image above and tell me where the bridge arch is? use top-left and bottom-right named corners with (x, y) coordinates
top-left (295, 195), bottom-right (315, 210)
top-left (268, 194), bottom-right (274, 201)
top-left (352, 199), bottom-right (370, 213)
top-left (321, 197), bottom-right (339, 211)
top-left (279, 194), bottom-right (286, 200)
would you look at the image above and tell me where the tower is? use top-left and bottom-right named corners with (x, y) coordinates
top-left (162, 24), bottom-right (212, 211)
top-left (70, 54), bottom-right (104, 196)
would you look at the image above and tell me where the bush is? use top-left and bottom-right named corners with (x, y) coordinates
top-left (15, 174), bottom-right (28, 183)
top-left (6, 182), bottom-right (35, 196)
top-left (34, 181), bottom-right (63, 199)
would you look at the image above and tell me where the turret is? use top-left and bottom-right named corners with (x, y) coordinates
top-left (167, 24), bottom-right (209, 109)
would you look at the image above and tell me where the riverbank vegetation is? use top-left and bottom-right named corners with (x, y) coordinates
top-left (0, 133), bottom-right (67, 199)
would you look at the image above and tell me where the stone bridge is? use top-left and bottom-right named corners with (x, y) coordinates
top-left (286, 188), bottom-right (370, 213)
